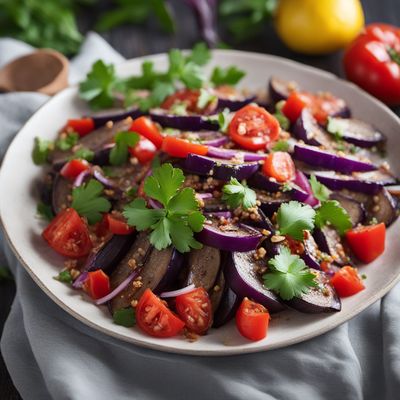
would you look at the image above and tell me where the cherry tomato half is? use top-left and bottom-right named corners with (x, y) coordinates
top-left (161, 136), bottom-right (208, 158)
top-left (130, 116), bottom-right (164, 149)
top-left (175, 287), bottom-right (213, 335)
top-left (236, 298), bottom-right (270, 341)
top-left (128, 137), bottom-right (157, 164)
top-left (262, 151), bottom-right (296, 182)
top-left (331, 266), bottom-right (365, 297)
top-left (229, 104), bottom-right (280, 151)
top-left (104, 214), bottom-right (134, 235)
top-left (345, 223), bottom-right (386, 263)
top-left (65, 118), bottom-right (95, 137)
top-left (60, 159), bottom-right (90, 180)
top-left (84, 270), bottom-right (111, 300)
top-left (136, 289), bottom-right (185, 338)
top-left (42, 208), bottom-right (92, 258)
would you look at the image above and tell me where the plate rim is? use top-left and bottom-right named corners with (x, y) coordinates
top-left (1, 49), bottom-right (400, 356)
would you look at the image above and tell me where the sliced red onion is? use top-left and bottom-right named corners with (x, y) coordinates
top-left (160, 283), bottom-right (196, 298)
top-left (202, 136), bottom-right (229, 147)
top-left (95, 271), bottom-right (139, 305)
top-left (148, 198), bottom-right (162, 209)
top-left (207, 146), bottom-right (267, 162)
top-left (73, 169), bottom-right (91, 187)
top-left (196, 192), bottom-right (213, 200)
top-left (72, 272), bottom-right (88, 289)
top-left (294, 171), bottom-right (319, 207)
top-left (93, 169), bottom-right (117, 189)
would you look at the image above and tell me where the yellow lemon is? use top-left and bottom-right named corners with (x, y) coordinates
top-left (275, 0), bottom-right (365, 54)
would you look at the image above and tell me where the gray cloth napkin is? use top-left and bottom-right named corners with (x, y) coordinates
top-left (1, 34), bottom-right (400, 400)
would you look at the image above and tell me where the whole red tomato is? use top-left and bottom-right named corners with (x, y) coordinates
top-left (344, 23), bottom-right (400, 106)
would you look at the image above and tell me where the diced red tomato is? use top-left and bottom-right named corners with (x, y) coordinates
top-left (229, 104), bottom-right (280, 151)
top-left (345, 223), bottom-right (386, 263)
top-left (60, 159), bottom-right (90, 180)
top-left (128, 137), bottom-right (157, 164)
top-left (84, 270), bottom-right (111, 300)
top-left (65, 118), bottom-right (95, 137)
top-left (130, 116), bottom-right (164, 149)
top-left (42, 208), bottom-right (92, 258)
top-left (161, 136), bottom-right (208, 158)
top-left (262, 151), bottom-right (296, 182)
top-left (282, 91), bottom-right (347, 124)
top-left (136, 289), bottom-right (185, 338)
top-left (104, 213), bottom-right (134, 235)
top-left (175, 287), bottom-right (213, 335)
top-left (331, 266), bottom-right (365, 297)
top-left (236, 298), bottom-right (270, 341)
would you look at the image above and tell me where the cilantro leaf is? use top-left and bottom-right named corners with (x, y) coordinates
top-left (123, 164), bottom-right (204, 252)
top-left (113, 308), bottom-right (136, 327)
top-left (277, 201), bottom-right (315, 240)
top-left (210, 66), bottom-right (245, 86)
top-left (315, 200), bottom-right (352, 235)
top-left (222, 178), bottom-right (257, 210)
top-left (144, 163), bottom-right (184, 207)
top-left (71, 179), bottom-right (111, 224)
top-left (263, 247), bottom-right (317, 300)
top-left (79, 60), bottom-right (117, 110)
top-left (123, 198), bottom-right (166, 230)
top-left (326, 117), bottom-right (345, 140)
top-left (32, 137), bottom-right (52, 165)
top-left (205, 108), bottom-right (231, 132)
top-left (36, 202), bottom-right (54, 222)
top-left (309, 175), bottom-right (331, 202)
top-left (271, 140), bottom-right (289, 152)
top-left (56, 132), bottom-right (79, 151)
top-left (110, 131), bottom-right (140, 166)
top-left (55, 270), bottom-right (73, 285)
top-left (69, 147), bottom-right (95, 162)
top-left (197, 88), bottom-right (218, 109)
top-left (187, 42), bottom-right (211, 66)
top-left (180, 62), bottom-right (205, 89)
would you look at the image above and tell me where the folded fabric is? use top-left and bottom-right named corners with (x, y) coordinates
top-left (1, 33), bottom-right (400, 400)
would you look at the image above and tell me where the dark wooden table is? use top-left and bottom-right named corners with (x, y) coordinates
top-left (1, 1), bottom-right (399, 398)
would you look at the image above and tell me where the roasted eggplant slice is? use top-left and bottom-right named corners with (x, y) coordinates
top-left (256, 189), bottom-right (291, 217)
top-left (209, 270), bottom-right (226, 313)
top-left (329, 192), bottom-right (366, 226)
top-left (213, 285), bottom-right (241, 328)
top-left (285, 271), bottom-right (341, 313)
top-left (51, 173), bottom-right (72, 214)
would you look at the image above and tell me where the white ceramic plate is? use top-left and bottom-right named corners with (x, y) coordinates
top-left (1, 50), bottom-right (400, 356)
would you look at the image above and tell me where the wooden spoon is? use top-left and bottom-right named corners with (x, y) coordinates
top-left (0, 49), bottom-right (69, 95)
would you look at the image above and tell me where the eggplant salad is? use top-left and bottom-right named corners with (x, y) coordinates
top-left (33, 44), bottom-right (399, 342)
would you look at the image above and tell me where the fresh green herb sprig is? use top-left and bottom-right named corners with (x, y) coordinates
top-left (68, 147), bottom-right (95, 162)
top-left (56, 132), bottom-right (79, 151)
top-left (109, 131), bottom-right (140, 166)
top-left (71, 179), bottom-right (111, 224)
top-left (36, 203), bottom-right (54, 222)
top-left (32, 137), bottom-right (53, 165)
top-left (55, 270), bottom-right (73, 284)
top-left (309, 174), bottom-right (330, 202)
top-left (123, 163), bottom-right (205, 253)
top-left (222, 178), bottom-right (257, 210)
top-left (263, 247), bottom-right (317, 300)
top-left (210, 66), bottom-right (245, 86)
top-left (273, 101), bottom-right (290, 131)
top-left (271, 140), bottom-right (290, 152)
top-left (113, 308), bottom-right (136, 327)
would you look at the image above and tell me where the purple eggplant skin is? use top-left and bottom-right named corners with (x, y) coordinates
top-left (150, 109), bottom-right (219, 131)
top-left (329, 192), bottom-right (366, 226)
top-left (285, 271), bottom-right (341, 313)
top-left (213, 284), bottom-right (241, 328)
top-left (89, 107), bottom-right (143, 128)
top-left (209, 270), bottom-right (226, 314)
top-left (327, 117), bottom-right (386, 148)
top-left (293, 143), bottom-right (377, 173)
top-left (225, 251), bottom-right (286, 313)
top-left (216, 95), bottom-right (256, 112)
top-left (268, 77), bottom-right (298, 104)
top-left (256, 189), bottom-right (292, 217)
top-left (51, 173), bottom-right (72, 214)
top-left (39, 172), bottom-right (55, 206)
top-left (184, 154), bottom-right (260, 181)
top-left (111, 234), bottom-right (178, 312)
top-left (313, 227), bottom-right (353, 267)
top-left (184, 245), bottom-right (221, 292)
top-left (293, 109), bottom-right (336, 148)
top-left (301, 231), bottom-right (322, 270)
top-left (51, 119), bottom-right (132, 169)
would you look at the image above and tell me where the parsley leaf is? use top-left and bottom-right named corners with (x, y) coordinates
top-left (309, 175), bottom-right (331, 202)
top-left (36, 202), bottom-right (54, 222)
top-left (123, 164), bottom-right (204, 252)
top-left (56, 132), bottom-right (79, 151)
top-left (271, 140), bottom-right (289, 152)
top-left (32, 137), bottom-right (53, 165)
top-left (263, 247), bottom-right (317, 300)
top-left (205, 108), bottom-right (231, 132)
top-left (277, 201), bottom-right (315, 240)
top-left (315, 200), bottom-right (352, 235)
top-left (69, 147), bottom-right (95, 162)
top-left (71, 179), bottom-right (111, 224)
top-left (54, 270), bottom-right (73, 285)
top-left (187, 42), bottom-right (211, 66)
top-left (79, 60), bottom-right (118, 110)
top-left (109, 131), bottom-right (140, 166)
top-left (210, 66), bottom-right (245, 86)
top-left (222, 178), bottom-right (257, 210)
top-left (197, 88), bottom-right (218, 109)
top-left (113, 308), bottom-right (136, 327)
